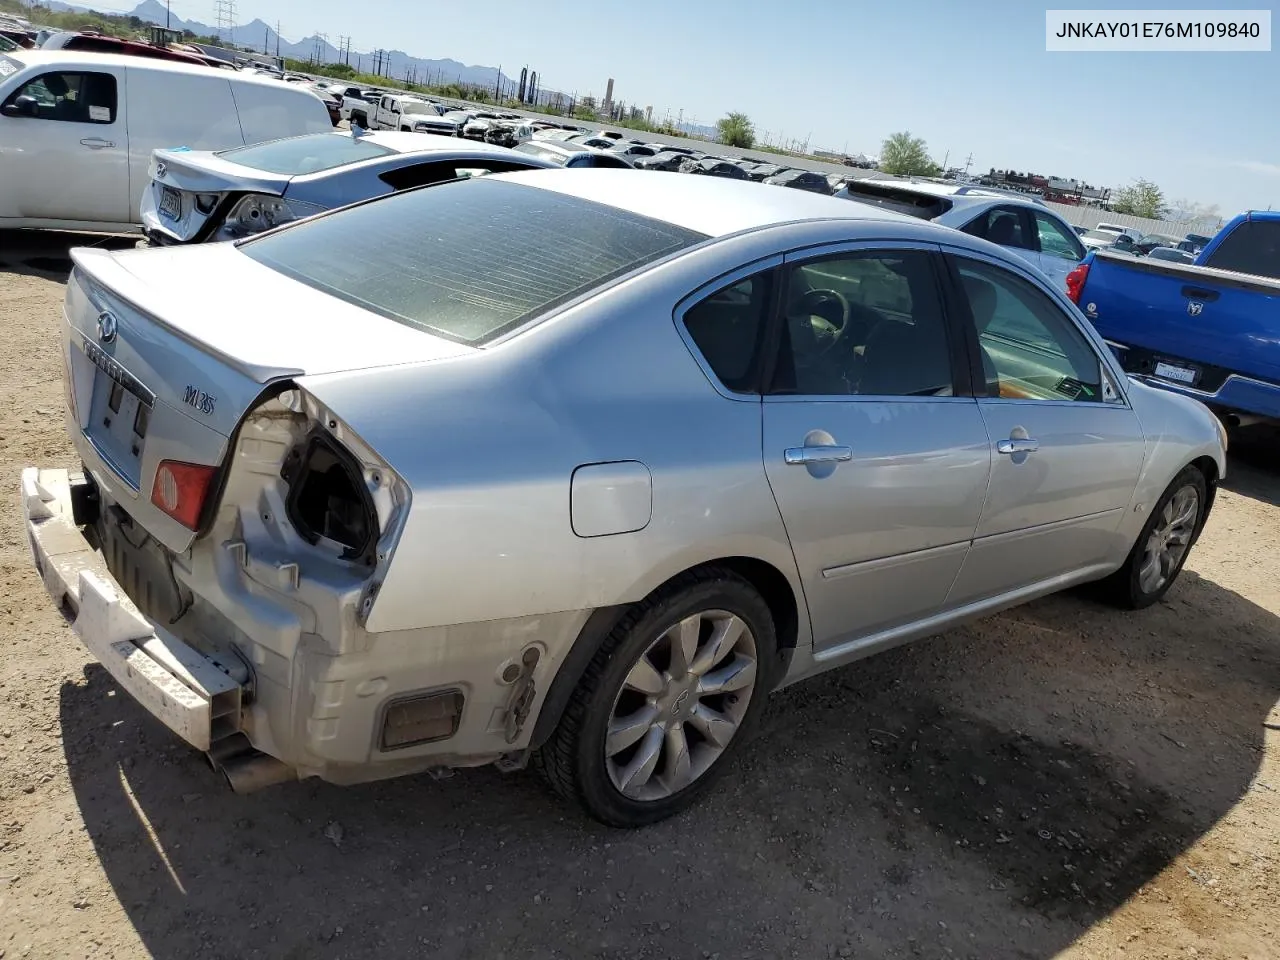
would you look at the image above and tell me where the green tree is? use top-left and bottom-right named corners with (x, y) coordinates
top-left (1111, 179), bottom-right (1168, 219)
top-left (879, 131), bottom-right (940, 176)
top-left (717, 112), bottom-right (755, 149)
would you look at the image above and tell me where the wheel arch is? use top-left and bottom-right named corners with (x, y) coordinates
top-left (1188, 454), bottom-right (1220, 543)
top-left (528, 556), bottom-right (802, 750)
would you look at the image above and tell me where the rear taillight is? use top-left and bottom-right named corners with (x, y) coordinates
top-left (151, 460), bottom-right (217, 530)
top-left (1065, 262), bottom-right (1090, 304)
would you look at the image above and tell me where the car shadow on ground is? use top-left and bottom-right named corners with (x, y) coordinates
top-left (58, 561), bottom-right (1280, 960)
top-left (0, 229), bottom-right (136, 278)
top-left (1224, 423), bottom-right (1280, 509)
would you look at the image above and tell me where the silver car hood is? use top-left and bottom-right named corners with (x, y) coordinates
top-left (140, 148), bottom-right (293, 244)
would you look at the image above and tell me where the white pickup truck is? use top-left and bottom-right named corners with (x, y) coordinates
top-left (349, 92), bottom-right (445, 131)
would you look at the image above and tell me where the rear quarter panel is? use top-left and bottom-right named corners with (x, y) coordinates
top-left (298, 231), bottom-right (809, 638)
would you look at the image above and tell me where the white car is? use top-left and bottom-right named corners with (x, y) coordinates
top-left (0, 49), bottom-right (330, 231)
top-left (834, 180), bottom-right (1086, 289)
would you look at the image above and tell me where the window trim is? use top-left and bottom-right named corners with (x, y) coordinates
top-left (757, 240), bottom-right (974, 403)
top-left (672, 254), bottom-right (784, 401)
top-left (940, 247), bottom-right (1132, 408)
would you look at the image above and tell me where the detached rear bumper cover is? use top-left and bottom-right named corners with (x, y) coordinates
top-left (21, 467), bottom-right (242, 751)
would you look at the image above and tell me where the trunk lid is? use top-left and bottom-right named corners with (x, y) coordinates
top-left (140, 148), bottom-right (292, 244)
top-left (65, 243), bottom-right (472, 552)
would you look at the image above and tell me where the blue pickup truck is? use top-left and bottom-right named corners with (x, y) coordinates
top-left (1067, 211), bottom-right (1280, 425)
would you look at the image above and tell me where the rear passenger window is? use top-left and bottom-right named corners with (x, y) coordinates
top-left (4, 71), bottom-right (117, 123)
top-left (961, 208), bottom-right (1033, 250)
top-left (681, 274), bottom-right (773, 393)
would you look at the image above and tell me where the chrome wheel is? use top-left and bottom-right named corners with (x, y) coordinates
top-left (604, 609), bottom-right (758, 802)
top-left (1138, 484), bottom-right (1200, 594)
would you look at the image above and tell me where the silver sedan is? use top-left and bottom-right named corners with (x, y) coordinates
top-left (138, 129), bottom-right (556, 245)
top-left (25, 171), bottom-right (1226, 827)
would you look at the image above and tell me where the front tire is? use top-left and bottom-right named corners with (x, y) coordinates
top-left (535, 568), bottom-right (776, 827)
top-left (1100, 466), bottom-right (1206, 609)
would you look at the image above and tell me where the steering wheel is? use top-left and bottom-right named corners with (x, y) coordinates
top-left (792, 288), bottom-right (850, 357)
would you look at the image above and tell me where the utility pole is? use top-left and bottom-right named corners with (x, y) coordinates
top-left (275, 21), bottom-right (280, 58)
top-left (963, 152), bottom-right (974, 176)
top-left (495, 65), bottom-right (502, 101)
top-left (165, 0), bottom-right (170, 29)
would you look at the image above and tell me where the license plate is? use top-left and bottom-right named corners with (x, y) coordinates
top-left (1154, 361), bottom-right (1197, 385)
top-left (158, 186), bottom-right (182, 221)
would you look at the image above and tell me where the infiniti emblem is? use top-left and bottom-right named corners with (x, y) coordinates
top-left (96, 311), bottom-right (118, 344)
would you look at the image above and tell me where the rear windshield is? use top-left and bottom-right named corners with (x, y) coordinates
top-left (839, 183), bottom-right (950, 220)
top-left (218, 133), bottom-right (395, 175)
top-left (1203, 220), bottom-right (1280, 279)
top-left (514, 142), bottom-right (570, 166)
top-left (239, 177), bottom-right (707, 345)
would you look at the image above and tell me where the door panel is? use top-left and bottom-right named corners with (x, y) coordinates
top-left (762, 245), bottom-right (990, 648)
top-left (764, 399), bottom-right (991, 644)
top-left (946, 254), bottom-right (1145, 601)
top-left (0, 68), bottom-right (128, 223)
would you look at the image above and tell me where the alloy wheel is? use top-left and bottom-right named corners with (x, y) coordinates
top-left (1138, 484), bottom-right (1200, 594)
top-left (604, 609), bottom-right (758, 802)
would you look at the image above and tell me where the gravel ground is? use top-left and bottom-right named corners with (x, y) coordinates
top-left (0, 233), bottom-right (1277, 960)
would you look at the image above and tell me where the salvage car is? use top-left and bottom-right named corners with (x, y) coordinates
top-left (513, 139), bottom-right (634, 168)
top-left (679, 156), bottom-right (750, 179)
top-left (764, 168), bottom-right (833, 194)
top-left (834, 180), bottom-right (1086, 289)
top-left (634, 150), bottom-right (696, 172)
top-left (24, 171), bottom-right (1225, 828)
top-left (0, 49), bottom-right (331, 231)
top-left (139, 129), bottom-right (555, 245)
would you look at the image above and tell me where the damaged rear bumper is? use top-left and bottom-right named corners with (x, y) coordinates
top-left (21, 465), bottom-right (592, 789)
top-left (22, 467), bottom-right (243, 752)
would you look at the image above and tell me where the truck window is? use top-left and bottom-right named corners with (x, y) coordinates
top-left (1202, 221), bottom-right (1280, 279)
top-left (3, 71), bottom-right (117, 123)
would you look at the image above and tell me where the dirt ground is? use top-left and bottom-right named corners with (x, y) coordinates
top-left (0, 232), bottom-right (1276, 960)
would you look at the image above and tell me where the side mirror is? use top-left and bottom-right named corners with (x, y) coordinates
top-left (1, 95), bottom-right (39, 118)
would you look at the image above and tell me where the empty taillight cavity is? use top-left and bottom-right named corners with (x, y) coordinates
top-left (151, 460), bottom-right (217, 530)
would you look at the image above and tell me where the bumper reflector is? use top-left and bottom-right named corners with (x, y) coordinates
top-left (380, 689), bottom-right (464, 750)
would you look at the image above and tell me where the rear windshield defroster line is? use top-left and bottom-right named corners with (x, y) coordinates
top-left (239, 178), bottom-right (708, 345)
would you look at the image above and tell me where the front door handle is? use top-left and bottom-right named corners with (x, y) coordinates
top-left (996, 438), bottom-right (1040, 455)
top-left (784, 444), bottom-right (853, 465)
top-left (80, 137), bottom-right (115, 149)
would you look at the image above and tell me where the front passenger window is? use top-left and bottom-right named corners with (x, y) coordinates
top-left (4, 71), bottom-right (116, 123)
top-left (954, 258), bottom-right (1103, 402)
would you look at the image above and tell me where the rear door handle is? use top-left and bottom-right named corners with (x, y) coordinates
top-left (996, 438), bottom-right (1040, 455)
top-left (80, 137), bottom-right (115, 149)
top-left (784, 444), bottom-right (853, 465)
top-left (1181, 285), bottom-right (1219, 302)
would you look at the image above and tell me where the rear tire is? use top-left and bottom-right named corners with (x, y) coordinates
top-left (1098, 466), bottom-right (1206, 609)
top-left (534, 567), bottom-right (776, 827)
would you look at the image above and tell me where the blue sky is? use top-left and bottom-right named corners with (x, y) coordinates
top-left (146, 0), bottom-right (1278, 217)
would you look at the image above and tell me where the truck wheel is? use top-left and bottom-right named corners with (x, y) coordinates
top-left (352, 112), bottom-right (367, 128)
top-left (534, 567), bottom-right (775, 827)
top-left (1098, 465), bottom-right (1206, 609)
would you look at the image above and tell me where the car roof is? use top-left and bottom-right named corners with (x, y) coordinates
top-left (7, 48), bottom-right (287, 85)
top-left (355, 130), bottom-right (528, 158)
top-left (489, 167), bottom-right (924, 237)
top-left (522, 140), bottom-right (593, 156)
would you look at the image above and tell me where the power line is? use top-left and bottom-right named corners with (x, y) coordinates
top-left (212, 0), bottom-right (236, 43)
